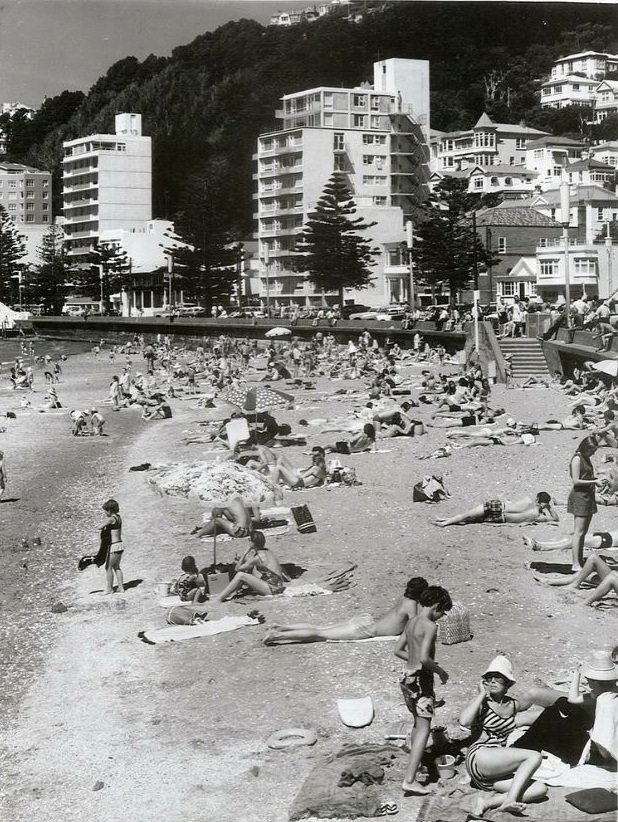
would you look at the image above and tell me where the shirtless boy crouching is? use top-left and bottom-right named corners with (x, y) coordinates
top-left (395, 586), bottom-right (452, 795)
top-left (263, 577), bottom-right (429, 645)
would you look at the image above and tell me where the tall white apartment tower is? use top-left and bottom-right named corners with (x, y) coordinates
top-left (62, 113), bottom-right (152, 261)
top-left (254, 58), bottom-right (430, 308)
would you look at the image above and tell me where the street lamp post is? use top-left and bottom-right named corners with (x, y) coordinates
top-left (406, 220), bottom-right (415, 309)
top-left (560, 181), bottom-right (571, 324)
top-left (99, 264), bottom-right (105, 314)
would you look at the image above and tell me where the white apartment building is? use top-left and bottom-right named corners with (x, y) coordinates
top-left (524, 135), bottom-right (585, 190)
top-left (254, 58), bottom-right (430, 307)
top-left (540, 51), bottom-right (618, 109)
top-left (430, 114), bottom-right (547, 175)
top-left (0, 162), bottom-right (51, 225)
top-left (62, 113), bottom-right (152, 262)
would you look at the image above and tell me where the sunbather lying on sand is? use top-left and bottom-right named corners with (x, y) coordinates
top-left (263, 576), bottom-right (429, 645)
top-left (191, 496), bottom-right (254, 538)
top-left (445, 430), bottom-right (538, 449)
top-left (533, 553), bottom-right (618, 606)
top-left (524, 527), bottom-right (618, 553)
top-left (435, 492), bottom-right (558, 527)
top-left (536, 404), bottom-right (594, 431)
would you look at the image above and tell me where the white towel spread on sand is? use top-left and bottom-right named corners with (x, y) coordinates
top-left (143, 615), bottom-right (259, 644)
top-left (157, 583), bottom-right (332, 608)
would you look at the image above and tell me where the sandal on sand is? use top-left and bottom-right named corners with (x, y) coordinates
top-left (376, 803), bottom-right (399, 816)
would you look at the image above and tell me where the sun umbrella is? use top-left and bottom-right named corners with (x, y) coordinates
top-left (220, 385), bottom-right (294, 413)
top-left (265, 327), bottom-right (292, 338)
top-left (592, 359), bottom-right (618, 377)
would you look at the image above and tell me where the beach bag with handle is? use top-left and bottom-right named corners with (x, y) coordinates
top-left (291, 504), bottom-right (317, 534)
top-left (438, 602), bottom-right (472, 645)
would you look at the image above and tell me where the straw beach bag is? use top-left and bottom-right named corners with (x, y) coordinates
top-left (438, 602), bottom-right (472, 645)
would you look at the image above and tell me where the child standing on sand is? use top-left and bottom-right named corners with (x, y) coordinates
top-left (395, 586), bottom-right (452, 795)
top-left (98, 499), bottom-right (125, 594)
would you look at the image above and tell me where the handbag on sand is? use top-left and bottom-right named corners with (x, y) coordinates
top-left (291, 504), bottom-right (317, 534)
top-left (438, 602), bottom-right (472, 645)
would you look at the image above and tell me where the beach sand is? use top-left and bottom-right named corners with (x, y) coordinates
top-left (0, 344), bottom-right (615, 822)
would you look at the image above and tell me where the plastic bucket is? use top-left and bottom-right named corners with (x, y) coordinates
top-left (155, 581), bottom-right (171, 597)
top-left (436, 754), bottom-right (456, 780)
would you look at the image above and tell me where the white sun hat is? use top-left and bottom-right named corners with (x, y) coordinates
top-left (582, 649), bottom-right (618, 682)
top-left (483, 655), bottom-right (516, 684)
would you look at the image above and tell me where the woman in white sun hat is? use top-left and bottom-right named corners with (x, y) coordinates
top-left (460, 655), bottom-right (547, 817)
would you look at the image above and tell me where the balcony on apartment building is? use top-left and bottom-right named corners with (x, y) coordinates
top-left (254, 204), bottom-right (304, 220)
top-left (258, 181), bottom-right (304, 197)
top-left (254, 162), bottom-right (303, 180)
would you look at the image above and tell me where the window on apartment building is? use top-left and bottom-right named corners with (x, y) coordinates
top-left (598, 208), bottom-right (605, 220)
top-left (553, 167), bottom-right (562, 176)
top-left (353, 94), bottom-right (366, 108)
top-left (553, 85), bottom-right (563, 94)
top-left (333, 133), bottom-right (344, 151)
top-left (539, 259), bottom-right (559, 277)
top-left (26, 215), bottom-right (34, 222)
top-left (573, 258), bottom-right (597, 276)
top-left (500, 281), bottom-right (515, 296)
top-left (542, 88), bottom-right (550, 96)
top-left (370, 97), bottom-right (380, 111)
top-left (8, 181), bottom-right (16, 188)
top-left (42, 191), bottom-right (48, 198)
top-left (505, 177), bottom-right (513, 186)
top-left (475, 132), bottom-right (495, 148)
top-left (490, 177), bottom-right (499, 186)
top-left (25, 179), bottom-right (34, 187)
top-left (42, 204), bottom-right (48, 211)
top-left (473, 177), bottom-right (484, 189)
top-left (498, 237), bottom-right (507, 253)
top-left (373, 196), bottom-right (387, 206)
top-left (443, 157), bottom-right (454, 168)
top-left (26, 191), bottom-right (34, 198)
top-left (26, 203), bottom-right (34, 210)
top-left (334, 154), bottom-right (346, 171)
top-left (353, 115), bottom-right (366, 128)
top-left (533, 149), bottom-right (544, 159)
top-left (515, 138), bottom-right (527, 150)
top-left (363, 134), bottom-right (374, 144)
top-left (8, 204), bottom-right (16, 211)
top-left (362, 175), bottom-right (386, 185)
top-left (388, 248), bottom-right (403, 266)
top-left (370, 116), bottom-right (381, 129)
top-left (572, 84), bottom-right (580, 91)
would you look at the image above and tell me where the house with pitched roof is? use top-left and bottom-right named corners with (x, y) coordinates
top-left (429, 114), bottom-right (548, 176)
top-left (593, 80), bottom-right (618, 123)
top-left (473, 206), bottom-right (562, 303)
top-left (567, 157), bottom-right (616, 189)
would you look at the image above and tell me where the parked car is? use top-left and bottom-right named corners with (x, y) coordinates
top-left (349, 305), bottom-right (406, 321)
top-left (340, 303), bottom-right (371, 319)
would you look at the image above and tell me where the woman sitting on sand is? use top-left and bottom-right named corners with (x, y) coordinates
top-left (376, 411), bottom-right (415, 438)
top-left (460, 656), bottom-right (548, 817)
top-left (209, 531), bottom-right (290, 602)
top-left (268, 448), bottom-right (327, 489)
top-left (534, 553), bottom-right (618, 607)
top-left (329, 423), bottom-right (376, 454)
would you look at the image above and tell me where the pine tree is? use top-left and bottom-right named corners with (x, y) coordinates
top-left (0, 206), bottom-right (26, 304)
top-left (84, 242), bottom-right (130, 313)
top-left (411, 178), bottom-right (500, 298)
top-left (293, 173), bottom-right (378, 305)
top-left (32, 224), bottom-right (75, 314)
top-left (169, 173), bottom-right (241, 311)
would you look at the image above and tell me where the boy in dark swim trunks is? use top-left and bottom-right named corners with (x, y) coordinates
top-left (191, 496), bottom-right (253, 539)
top-left (395, 586), bottom-right (452, 795)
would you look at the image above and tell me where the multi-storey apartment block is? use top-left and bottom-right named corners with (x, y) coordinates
top-left (0, 162), bottom-right (52, 225)
top-left (62, 113), bottom-right (151, 262)
top-left (254, 58), bottom-right (430, 307)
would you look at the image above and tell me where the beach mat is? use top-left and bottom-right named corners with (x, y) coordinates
top-left (139, 615), bottom-right (259, 644)
top-left (531, 562), bottom-right (576, 575)
top-left (292, 504), bottom-right (317, 534)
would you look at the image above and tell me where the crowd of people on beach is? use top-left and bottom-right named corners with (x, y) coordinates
top-left (4, 320), bottom-right (616, 817)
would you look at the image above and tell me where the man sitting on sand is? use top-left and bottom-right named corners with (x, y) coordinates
top-left (533, 553), bottom-right (618, 607)
top-left (263, 577), bottom-right (428, 645)
top-left (435, 492), bottom-right (558, 527)
top-left (191, 496), bottom-right (254, 539)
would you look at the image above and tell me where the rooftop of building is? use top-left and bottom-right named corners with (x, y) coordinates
top-left (526, 135), bottom-right (586, 149)
top-left (554, 50), bottom-right (618, 62)
top-left (0, 162), bottom-right (46, 173)
top-left (568, 158), bottom-right (616, 171)
top-left (541, 73), bottom-right (600, 86)
top-left (470, 163), bottom-right (538, 176)
top-left (596, 79), bottom-right (618, 90)
top-left (475, 206), bottom-right (561, 227)
top-left (433, 114), bottom-right (548, 140)
top-left (498, 184), bottom-right (618, 207)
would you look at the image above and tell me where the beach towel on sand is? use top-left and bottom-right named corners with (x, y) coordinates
top-left (140, 615), bottom-right (259, 644)
top-left (292, 504), bottom-right (317, 534)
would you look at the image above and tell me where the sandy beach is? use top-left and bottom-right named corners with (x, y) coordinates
top-left (0, 340), bottom-right (615, 822)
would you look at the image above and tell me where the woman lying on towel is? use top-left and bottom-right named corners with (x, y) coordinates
top-left (460, 656), bottom-right (548, 817)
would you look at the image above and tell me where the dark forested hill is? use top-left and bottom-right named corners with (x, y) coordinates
top-left (5, 2), bottom-right (617, 235)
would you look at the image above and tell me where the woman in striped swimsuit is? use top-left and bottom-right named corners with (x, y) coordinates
top-left (460, 656), bottom-right (547, 817)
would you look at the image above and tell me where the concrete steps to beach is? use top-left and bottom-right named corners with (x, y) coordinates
top-left (499, 337), bottom-right (549, 378)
